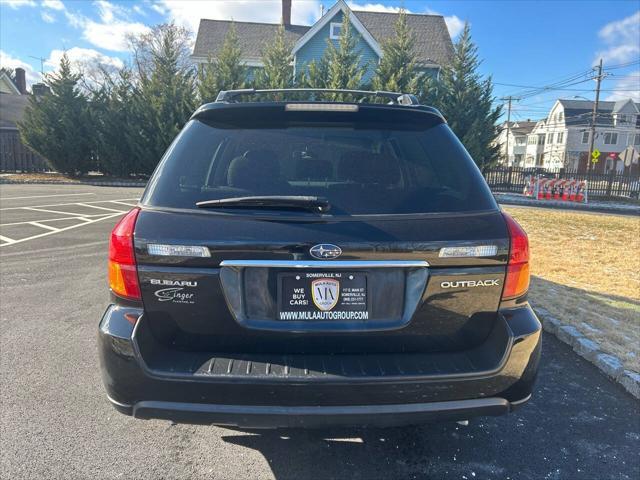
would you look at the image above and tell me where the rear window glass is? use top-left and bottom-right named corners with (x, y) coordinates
top-left (142, 119), bottom-right (497, 215)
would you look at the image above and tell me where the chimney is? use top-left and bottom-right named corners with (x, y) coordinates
top-left (32, 83), bottom-right (50, 97)
top-left (15, 67), bottom-right (27, 95)
top-left (282, 0), bottom-right (291, 26)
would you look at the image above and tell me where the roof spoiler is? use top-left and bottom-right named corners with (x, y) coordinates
top-left (215, 88), bottom-right (420, 106)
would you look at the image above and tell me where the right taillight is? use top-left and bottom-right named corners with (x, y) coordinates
top-left (502, 212), bottom-right (530, 300)
top-left (108, 208), bottom-right (141, 300)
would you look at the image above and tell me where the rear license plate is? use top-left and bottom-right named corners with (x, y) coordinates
top-left (278, 272), bottom-right (368, 321)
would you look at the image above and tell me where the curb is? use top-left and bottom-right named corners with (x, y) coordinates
top-left (495, 194), bottom-right (640, 216)
top-left (533, 307), bottom-right (640, 400)
top-left (0, 179), bottom-right (147, 187)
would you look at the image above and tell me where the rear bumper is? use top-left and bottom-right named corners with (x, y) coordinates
top-left (98, 305), bottom-right (541, 428)
top-left (114, 397), bottom-right (524, 429)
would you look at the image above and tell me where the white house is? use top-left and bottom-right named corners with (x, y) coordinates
top-left (523, 119), bottom-right (548, 168)
top-left (529, 98), bottom-right (639, 173)
top-left (496, 120), bottom-right (537, 166)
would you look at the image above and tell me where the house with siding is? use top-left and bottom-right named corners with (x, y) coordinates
top-left (192, 0), bottom-right (453, 85)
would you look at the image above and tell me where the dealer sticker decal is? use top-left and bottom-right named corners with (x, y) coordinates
top-left (311, 278), bottom-right (340, 311)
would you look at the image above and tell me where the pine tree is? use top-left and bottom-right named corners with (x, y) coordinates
top-left (256, 24), bottom-right (293, 90)
top-left (198, 23), bottom-right (246, 103)
top-left (325, 12), bottom-right (367, 99)
top-left (299, 12), bottom-right (367, 100)
top-left (19, 54), bottom-right (93, 175)
top-left (371, 9), bottom-right (421, 94)
top-left (429, 24), bottom-right (502, 169)
top-left (129, 24), bottom-right (196, 174)
top-left (90, 68), bottom-right (138, 176)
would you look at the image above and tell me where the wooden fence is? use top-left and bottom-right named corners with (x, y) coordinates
top-left (0, 128), bottom-right (50, 172)
top-left (483, 166), bottom-right (640, 199)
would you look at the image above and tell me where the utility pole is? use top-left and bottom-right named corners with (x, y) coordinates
top-left (587, 58), bottom-right (604, 172)
top-left (500, 96), bottom-right (519, 166)
top-left (28, 55), bottom-right (46, 76)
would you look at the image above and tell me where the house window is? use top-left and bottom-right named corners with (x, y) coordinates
top-left (556, 132), bottom-right (564, 143)
top-left (635, 134), bottom-right (640, 146)
top-left (603, 132), bottom-right (618, 145)
top-left (558, 111), bottom-right (564, 121)
top-left (582, 131), bottom-right (590, 144)
top-left (547, 133), bottom-right (553, 144)
top-left (516, 136), bottom-right (525, 145)
top-left (330, 22), bottom-right (342, 39)
top-left (615, 114), bottom-right (634, 126)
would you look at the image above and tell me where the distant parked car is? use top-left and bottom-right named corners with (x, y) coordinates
top-left (99, 89), bottom-right (541, 428)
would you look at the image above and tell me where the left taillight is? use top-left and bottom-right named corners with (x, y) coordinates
top-left (108, 208), bottom-right (141, 300)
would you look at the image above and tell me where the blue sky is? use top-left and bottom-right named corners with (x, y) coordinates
top-left (1, 0), bottom-right (638, 121)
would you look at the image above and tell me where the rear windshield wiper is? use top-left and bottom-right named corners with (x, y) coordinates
top-left (196, 196), bottom-right (331, 213)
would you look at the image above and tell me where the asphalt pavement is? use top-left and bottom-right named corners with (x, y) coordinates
top-left (0, 184), bottom-right (638, 480)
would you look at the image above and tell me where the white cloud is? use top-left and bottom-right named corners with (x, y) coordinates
top-left (63, 1), bottom-right (150, 52)
top-left (133, 4), bottom-right (145, 16)
top-left (156, 0), bottom-right (321, 32)
top-left (443, 15), bottom-right (464, 38)
top-left (0, 50), bottom-right (42, 86)
top-left (3, 0), bottom-right (36, 8)
top-left (347, 2), bottom-right (401, 13)
top-left (41, 10), bottom-right (55, 22)
top-left (605, 70), bottom-right (640, 102)
top-left (595, 11), bottom-right (640, 65)
top-left (45, 47), bottom-right (124, 72)
top-left (42, 0), bottom-right (64, 10)
top-left (348, 1), bottom-right (464, 38)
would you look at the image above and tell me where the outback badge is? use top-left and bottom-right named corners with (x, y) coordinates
top-left (310, 244), bottom-right (342, 260)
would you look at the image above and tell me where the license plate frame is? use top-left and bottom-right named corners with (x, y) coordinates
top-left (277, 272), bottom-right (368, 321)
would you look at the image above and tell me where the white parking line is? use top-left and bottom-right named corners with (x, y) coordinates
top-left (0, 198), bottom-right (139, 211)
top-left (22, 206), bottom-right (115, 217)
top-left (0, 193), bottom-right (96, 201)
top-left (0, 212), bottom-right (123, 247)
top-left (29, 222), bottom-right (61, 232)
top-left (76, 203), bottom-right (129, 213)
top-left (0, 234), bottom-right (16, 245)
top-left (0, 215), bottom-right (97, 227)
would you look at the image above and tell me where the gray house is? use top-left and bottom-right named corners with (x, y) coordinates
top-left (192, 0), bottom-right (454, 84)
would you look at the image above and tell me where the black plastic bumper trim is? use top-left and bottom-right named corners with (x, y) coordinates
top-left (129, 397), bottom-right (511, 428)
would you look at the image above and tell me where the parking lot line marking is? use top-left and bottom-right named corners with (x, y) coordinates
top-left (1, 215), bottom-right (98, 227)
top-left (75, 203), bottom-right (128, 213)
top-left (0, 198), bottom-right (139, 211)
top-left (109, 201), bottom-right (138, 207)
top-left (0, 193), bottom-right (96, 201)
top-left (22, 206), bottom-right (112, 217)
top-left (0, 235), bottom-right (16, 245)
top-left (0, 212), bottom-right (123, 247)
top-left (28, 222), bottom-right (62, 232)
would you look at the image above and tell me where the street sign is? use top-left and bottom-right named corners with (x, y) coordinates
top-left (591, 149), bottom-right (600, 160)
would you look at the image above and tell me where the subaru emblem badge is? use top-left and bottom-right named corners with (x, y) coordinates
top-left (310, 244), bottom-right (342, 260)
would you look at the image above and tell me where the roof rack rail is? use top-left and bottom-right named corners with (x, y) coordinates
top-left (215, 88), bottom-right (420, 106)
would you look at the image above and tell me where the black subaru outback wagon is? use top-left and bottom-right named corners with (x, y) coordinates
top-left (99, 89), bottom-right (541, 428)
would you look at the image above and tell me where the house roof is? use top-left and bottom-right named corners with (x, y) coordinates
top-left (193, 20), bottom-right (309, 63)
top-left (503, 120), bottom-right (537, 136)
top-left (0, 70), bottom-right (21, 95)
top-left (352, 11), bottom-right (453, 65)
top-left (0, 92), bottom-right (30, 129)
top-left (557, 98), bottom-right (640, 127)
top-left (192, 6), bottom-right (453, 67)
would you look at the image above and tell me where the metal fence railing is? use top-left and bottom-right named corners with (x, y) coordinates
top-left (0, 128), bottom-right (50, 173)
top-left (483, 166), bottom-right (640, 199)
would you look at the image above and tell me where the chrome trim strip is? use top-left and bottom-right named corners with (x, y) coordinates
top-left (219, 260), bottom-right (429, 268)
top-left (510, 393), bottom-right (532, 406)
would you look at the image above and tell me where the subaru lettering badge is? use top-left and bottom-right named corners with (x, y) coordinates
top-left (310, 244), bottom-right (342, 260)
